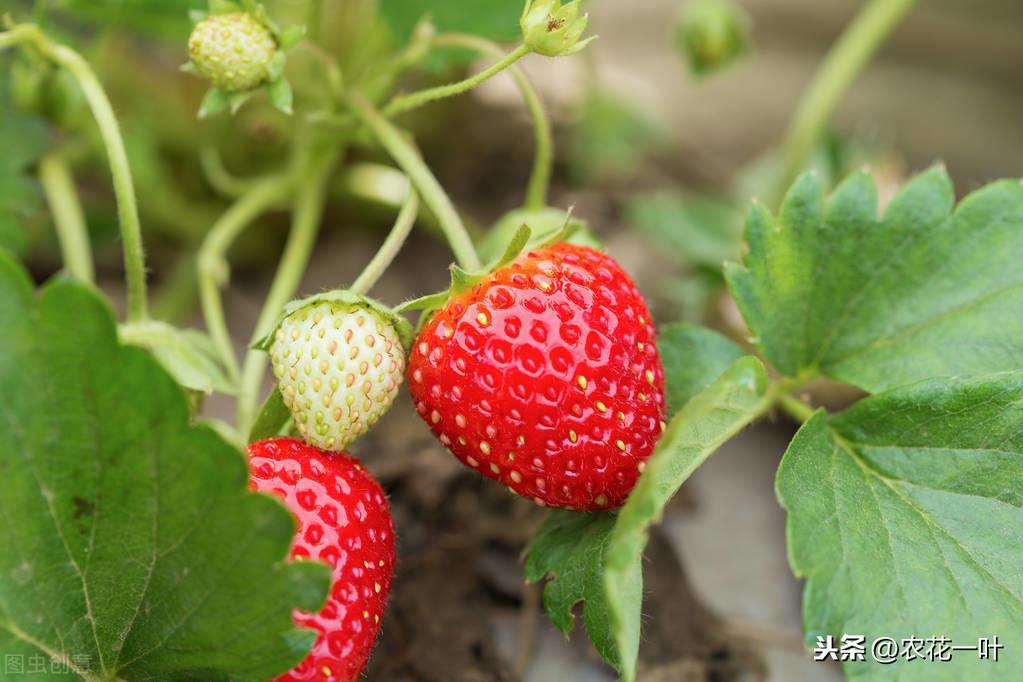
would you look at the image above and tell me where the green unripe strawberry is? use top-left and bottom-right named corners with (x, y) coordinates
top-left (268, 299), bottom-right (408, 451)
top-left (188, 12), bottom-right (278, 92)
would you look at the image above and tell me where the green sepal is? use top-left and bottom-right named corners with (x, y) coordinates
top-left (189, 9), bottom-right (209, 24)
top-left (267, 51), bottom-right (287, 81)
top-left (198, 87), bottom-right (230, 118)
top-left (180, 61), bottom-right (199, 75)
top-left (229, 90), bottom-right (255, 114)
top-left (398, 210), bottom-right (587, 331)
top-left (253, 289), bottom-right (415, 354)
top-left (249, 388), bottom-right (293, 442)
top-left (267, 77), bottom-right (293, 114)
top-left (279, 24), bottom-right (307, 50)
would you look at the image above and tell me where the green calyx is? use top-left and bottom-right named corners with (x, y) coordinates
top-left (520, 0), bottom-right (597, 57)
top-left (255, 289), bottom-right (414, 353)
top-left (397, 211), bottom-right (581, 329)
top-left (184, 1), bottom-right (306, 117)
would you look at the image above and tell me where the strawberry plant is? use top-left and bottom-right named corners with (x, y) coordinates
top-left (1, 0), bottom-right (1020, 681)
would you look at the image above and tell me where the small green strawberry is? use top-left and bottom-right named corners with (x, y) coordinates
top-left (261, 292), bottom-right (412, 451)
top-left (188, 12), bottom-right (278, 92)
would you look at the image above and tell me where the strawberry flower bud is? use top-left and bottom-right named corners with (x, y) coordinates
top-left (188, 12), bottom-right (278, 92)
top-left (520, 0), bottom-right (596, 57)
top-left (676, 0), bottom-right (750, 77)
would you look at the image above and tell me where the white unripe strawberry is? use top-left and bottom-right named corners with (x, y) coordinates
top-left (188, 12), bottom-right (278, 92)
top-left (269, 299), bottom-right (407, 451)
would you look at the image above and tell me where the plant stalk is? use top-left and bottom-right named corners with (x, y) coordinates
top-left (433, 33), bottom-right (552, 210)
top-left (4, 26), bottom-right (149, 320)
top-left (772, 0), bottom-right (919, 206)
top-left (349, 92), bottom-right (481, 270)
top-left (236, 154), bottom-right (336, 433)
top-left (38, 153), bottom-right (94, 283)
top-left (350, 191), bottom-right (419, 296)
top-left (382, 42), bottom-right (531, 118)
top-left (198, 175), bottom-right (293, 382)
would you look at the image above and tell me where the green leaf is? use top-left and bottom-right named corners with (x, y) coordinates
top-left (379, 0), bottom-right (522, 43)
top-left (524, 511), bottom-right (621, 668)
top-left (0, 255), bottom-right (330, 681)
top-left (625, 191), bottom-right (742, 269)
top-left (249, 389), bottom-right (292, 442)
top-left (777, 373), bottom-right (1023, 680)
top-left (725, 166), bottom-right (1023, 392)
top-left (657, 323), bottom-right (745, 417)
top-left (605, 356), bottom-right (769, 682)
top-left (120, 321), bottom-right (237, 395)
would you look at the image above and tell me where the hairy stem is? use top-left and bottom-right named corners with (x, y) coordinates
top-left (198, 175), bottom-right (293, 382)
top-left (3, 25), bottom-right (149, 320)
top-left (350, 191), bottom-right (419, 295)
top-left (434, 33), bottom-right (552, 210)
top-left (382, 42), bottom-right (531, 118)
top-left (772, 0), bottom-right (919, 205)
top-left (236, 154), bottom-right (336, 433)
top-left (350, 92), bottom-right (481, 270)
top-left (38, 153), bottom-right (94, 282)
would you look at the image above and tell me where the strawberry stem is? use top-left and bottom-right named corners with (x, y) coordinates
top-left (2, 24), bottom-right (149, 321)
top-left (198, 174), bottom-right (294, 383)
top-left (350, 191), bottom-right (420, 296)
top-left (432, 33), bottom-right (552, 211)
top-left (772, 0), bottom-right (919, 206)
top-left (237, 148), bottom-right (338, 433)
top-left (38, 152), bottom-right (94, 283)
top-left (349, 92), bottom-right (482, 271)
top-left (382, 42), bottom-right (531, 118)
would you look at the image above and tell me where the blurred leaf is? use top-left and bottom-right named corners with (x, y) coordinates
top-left (120, 320), bottom-right (237, 395)
top-left (55, 0), bottom-right (206, 39)
top-left (657, 322), bottom-right (744, 417)
top-left (726, 166), bottom-right (1023, 392)
top-left (778, 374), bottom-right (1023, 679)
top-left (569, 90), bottom-right (664, 185)
top-left (525, 511), bottom-right (622, 669)
top-left (0, 253), bottom-right (330, 680)
top-left (0, 81), bottom-right (49, 257)
top-left (626, 191), bottom-right (742, 268)
top-left (379, 0), bottom-right (522, 43)
top-left (605, 356), bottom-right (769, 682)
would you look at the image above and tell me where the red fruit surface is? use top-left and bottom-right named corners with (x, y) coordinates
top-left (407, 242), bottom-right (666, 511)
top-left (247, 438), bottom-right (395, 682)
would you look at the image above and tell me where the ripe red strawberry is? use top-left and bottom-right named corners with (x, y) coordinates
top-left (247, 438), bottom-right (395, 682)
top-left (407, 242), bottom-right (666, 511)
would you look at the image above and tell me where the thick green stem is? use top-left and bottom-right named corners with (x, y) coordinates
top-left (433, 34), bottom-right (552, 210)
top-left (198, 175), bottom-right (292, 382)
top-left (350, 191), bottom-right (419, 295)
top-left (236, 155), bottom-right (336, 433)
top-left (772, 0), bottom-right (919, 206)
top-left (382, 42), bottom-right (531, 118)
top-left (350, 92), bottom-right (481, 270)
top-left (3, 25), bottom-right (149, 320)
top-left (775, 391), bottom-right (817, 423)
top-left (38, 153), bottom-right (94, 282)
